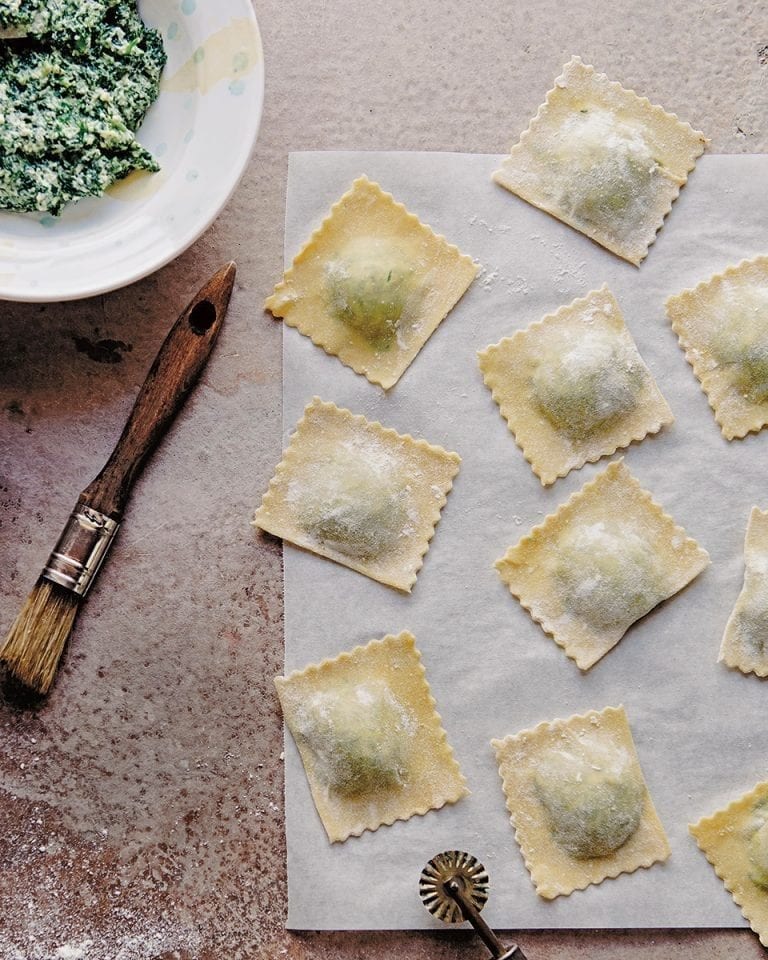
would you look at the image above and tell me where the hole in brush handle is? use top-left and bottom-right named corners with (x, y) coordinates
top-left (188, 299), bottom-right (217, 335)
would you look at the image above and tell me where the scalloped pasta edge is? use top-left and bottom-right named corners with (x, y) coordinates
top-left (719, 656), bottom-right (768, 679)
top-left (687, 839), bottom-right (765, 944)
top-left (719, 506), bottom-right (768, 677)
top-left (276, 630), bottom-right (469, 843)
top-left (666, 255), bottom-right (768, 440)
top-left (508, 57), bottom-right (707, 174)
top-left (265, 175), bottom-right (480, 390)
top-left (495, 459), bottom-right (707, 569)
top-left (689, 781), bottom-right (768, 947)
top-left (491, 705), bottom-right (671, 898)
top-left (477, 286), bottom-right (674, 485)
top-left (253, 397), bottom-right (461, 592)
top-left (492, 56), bottom-right (708, 265)
top-left (494, 459), bottom-right (710, 669)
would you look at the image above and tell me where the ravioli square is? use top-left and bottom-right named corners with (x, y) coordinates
top-left (667, 256), bottom-right (768, 439)
top-left (690, 781), bottom-right (768, 946)
top-left (492, 57), bottom-right (707, 265)
top-left (252, 398), bottom-right (460, 592)
top-left (478, 286), bottom-right (673, 485)
top-left (720, 507), bottom-right (768, 677)
top-left (276, 631), bottom-right (468, 842)
top-left (265, 175), bottom-right (479, 389)
top-left (495, 460), bottom-right (709, 669)
top-left (491, 705), bottom-right (670, 899)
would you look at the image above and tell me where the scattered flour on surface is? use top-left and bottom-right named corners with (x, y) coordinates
top-left (54, 945), bottom-right (89, 960)
top-left (476, 265), bottom-right (531, 296)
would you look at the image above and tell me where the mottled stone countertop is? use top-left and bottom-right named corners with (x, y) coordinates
top-left (2, 2), bottom-right (768, 958)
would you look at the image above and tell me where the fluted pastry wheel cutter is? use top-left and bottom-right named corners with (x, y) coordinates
top-left (420, 850), bottom-right (527, 959)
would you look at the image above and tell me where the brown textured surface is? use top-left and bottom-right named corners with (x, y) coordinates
top-left (1, 0), bottom-right (768, 957)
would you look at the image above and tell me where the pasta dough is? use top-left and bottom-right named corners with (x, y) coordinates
top-left (477, 286), bottom-right (673, 484)
top-left (492, 57), bottom-right (707, 265)
top-left (720, 507), bottom-right (768, 677)
top-left (495, 460), bottom-right (709, 669)
top-left (264, 175), bottom-right (479, 389)
top-left (275, 631), bottom-right (468, 842)
top-left (666, 255), bottom-right (768, 439)
top-left (690, 781), bottom-right (768, 946)
top-left (252, 397), bottom-right (461, 592)
top-left (491, 706), bottom-right (670, 899)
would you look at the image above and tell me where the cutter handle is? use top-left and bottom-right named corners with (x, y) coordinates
top-left (80, 262), bottom-right (236, 519)
top-left (446, 878), bottom-right (527, 960)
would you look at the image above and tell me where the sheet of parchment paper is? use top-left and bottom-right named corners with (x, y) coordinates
top-left (278, 151), bottom-right (768, 930)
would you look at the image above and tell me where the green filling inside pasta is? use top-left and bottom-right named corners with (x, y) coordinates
top-left (327, 238), bottom-right (415, 346)
top-left (298, 444), bottom-right (406, 559)
top-left (532, 330), bottom-right (643, 440)
top-left (299, 683), bottom-right (410, 797)
top-left (535, 745), bottom-right (645, 859)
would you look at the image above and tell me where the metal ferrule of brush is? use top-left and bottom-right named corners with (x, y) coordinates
top-left (42, 506), bottom-right (120, 597)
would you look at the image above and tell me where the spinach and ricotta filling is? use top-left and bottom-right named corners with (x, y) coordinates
top-left (0, 0), bottom-right (166, 214)
top-left (1, 0), bottom-right (117, 45)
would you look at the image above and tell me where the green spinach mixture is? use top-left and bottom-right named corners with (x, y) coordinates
top-left (0, 0), bottom-right (166, 215)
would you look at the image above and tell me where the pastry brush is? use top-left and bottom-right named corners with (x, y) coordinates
top-left (0, 262), bottom-right (236, 694)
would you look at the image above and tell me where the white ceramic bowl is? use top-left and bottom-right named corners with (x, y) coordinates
top-left (0, 0), bottom-right (264, 302)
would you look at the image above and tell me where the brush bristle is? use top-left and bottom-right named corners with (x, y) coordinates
top-left (0, 581), bottom-right (79, 694)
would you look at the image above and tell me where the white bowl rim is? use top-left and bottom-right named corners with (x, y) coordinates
top-left (0, 3), bottom-right (264, 304)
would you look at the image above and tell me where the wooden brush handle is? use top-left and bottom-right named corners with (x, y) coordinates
top-left (80, 262), bottom-right (237, 520)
